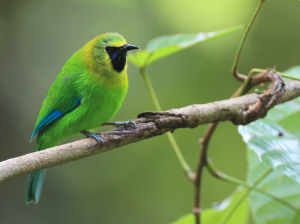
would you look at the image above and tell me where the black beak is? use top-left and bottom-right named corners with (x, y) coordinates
top-left (119, 44), bottom-right (139, 52)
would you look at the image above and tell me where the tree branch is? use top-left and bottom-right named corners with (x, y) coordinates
top-left (0, 79), bottom-right (299, 184)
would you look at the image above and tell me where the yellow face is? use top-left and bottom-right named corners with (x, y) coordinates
top-left (84, 33), bottom-right (127, 74)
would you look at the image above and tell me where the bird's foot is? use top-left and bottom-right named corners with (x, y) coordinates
top-left (81, 130), bottom-right (104, 144)
top-left (93, 131), bottom-right (103, 135)
top-left (104, 120), bottom-right (136, 128)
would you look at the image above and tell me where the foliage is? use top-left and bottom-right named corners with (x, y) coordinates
top-left (172, 187), bottom-right (249, 224)
top-left (237, 66), bottom-right (300, 224)
top-left (128, 14), bottom-right (300, 222)
top-left (127, 7), bottom-right (300, 222)
top-left (128, 26), bottom-right (242, 68)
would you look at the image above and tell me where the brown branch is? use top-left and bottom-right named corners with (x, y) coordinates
top-left (232, 68), bottom-right (277, 98)
top-left (0, 78), bottom-right (298, 184)
top-left (193, 123), bottom-right (218, 223)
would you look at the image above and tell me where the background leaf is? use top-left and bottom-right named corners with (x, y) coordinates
top-left (238, 120), bottom-right (300, 183)
top-left (247, 149), bottom-right (300, 224)
top-left (266, 97), bottom-right (300, 123)
top-left (172, 187), bottom-right (249, 224)
top-left (128, 26), bottom-right (242, 68)
top-left (283, 66), bottom-right (300, 80)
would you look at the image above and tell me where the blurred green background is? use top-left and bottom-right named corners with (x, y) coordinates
top-left (0, 0), bottom-right (299, 223)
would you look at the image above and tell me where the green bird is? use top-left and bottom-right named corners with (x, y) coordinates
top-left (26, 33), bottom-right (139, 204)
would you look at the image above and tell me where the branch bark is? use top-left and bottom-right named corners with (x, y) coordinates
top-left (0, 80), bottom-right (299, 184)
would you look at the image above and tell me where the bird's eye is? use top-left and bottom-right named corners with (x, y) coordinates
top-left (105, 46), bottom-right (111, 52)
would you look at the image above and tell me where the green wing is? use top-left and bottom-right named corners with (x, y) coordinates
top-left (30, 72), bottom-right (82, 143)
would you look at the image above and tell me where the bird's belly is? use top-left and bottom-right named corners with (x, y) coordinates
top-left (74, 84), bottom-right (127, 132)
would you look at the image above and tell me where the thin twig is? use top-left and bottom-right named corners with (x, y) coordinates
top-left (139, 68), bottom-right (194, 180)
top-left (220, 167), bottom-right (272, 224)
top-left (231, 0), bottom-right (266, 81)
top-left (251, 68), bottom-right (300, 81)
top-left (193, 123), bottom-right (218, 223)
top-left (206, 159), bottom-right (298, 212)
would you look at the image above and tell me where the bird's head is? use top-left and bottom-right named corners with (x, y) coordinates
top-left (85, 33), bottom-right (139, 74)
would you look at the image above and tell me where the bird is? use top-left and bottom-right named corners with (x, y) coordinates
top-left (26, 32), bottom-right (139, 204)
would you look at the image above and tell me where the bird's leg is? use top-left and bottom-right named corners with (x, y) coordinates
top-left (80, 130), bottom-right (104, 144)
top-left (103, 119), bottom-right (136, 128)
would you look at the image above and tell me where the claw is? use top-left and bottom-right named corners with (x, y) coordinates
top-left (104, 120), bottom-right (136, 128)
top-left (124, 120), bottom-right (136, 128)
top-left (80, 130), bottom-right (104, 144)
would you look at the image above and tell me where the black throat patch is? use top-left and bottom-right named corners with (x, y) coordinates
top-left (105, 46), bottom-right (127, 73)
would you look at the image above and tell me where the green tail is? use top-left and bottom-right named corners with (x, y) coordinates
top-left (26, 135), bottom-right (49, 204)
top-left (25, 169), bottom-right (47, 204)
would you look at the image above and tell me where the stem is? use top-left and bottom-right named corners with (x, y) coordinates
top-left (139, 68), bottom-right (194, 179)
top-left (139, 68), bottom-right (162, 111)
top-left (231, 0), bottom-right (265, 81)
top-left (237, 68), bottom-right (260, 97)
top-left (220, 167), bottom-right (273, 224)
top-left (252, 68), bottom-right (300, 81)
top-left (167, 132), bottom-right (194, 178)
top-left (220, 190), bottom-right (249, 224)
top-left (207, 159), bottom-right (298, 212)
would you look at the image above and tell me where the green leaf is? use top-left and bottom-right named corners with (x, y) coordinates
top-left (280, 65), bottom-right (300, 82)
top-left (247, 149), bottom-right (300, 224)
top-left (283, 66), bottom-right (300, 79)
top-left (128, 26), bottom-right (243, 68)
top-left (271, 99), bottom-right (300, 140)
top-left (266, 97), bottom-right (300, 123)
top-left (172, 187), bottom-right (249, 224)
top-left (278, 111), bottom-right (300, 140)
top-left (238, 120), bottom-right (300, 184)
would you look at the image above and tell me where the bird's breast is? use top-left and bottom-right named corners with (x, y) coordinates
top-left (78, 70), bottom-right (128, 130)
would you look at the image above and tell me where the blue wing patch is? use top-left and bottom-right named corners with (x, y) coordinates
top-left (29, 96), bottom-right (82, 142)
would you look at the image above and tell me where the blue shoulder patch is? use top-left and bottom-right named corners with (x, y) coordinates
top-left (29, 96), bottom-right (82, 142)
